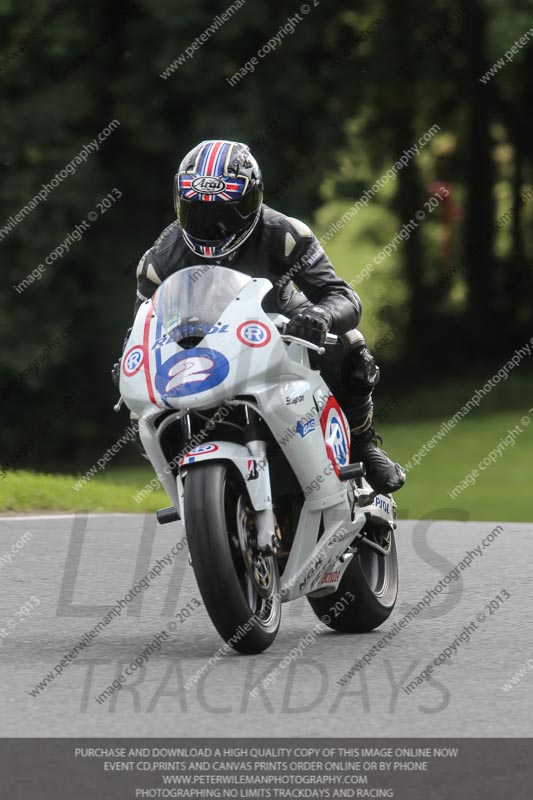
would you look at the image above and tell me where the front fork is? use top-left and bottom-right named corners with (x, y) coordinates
top-left (243, 407), bottom-right (277, 554)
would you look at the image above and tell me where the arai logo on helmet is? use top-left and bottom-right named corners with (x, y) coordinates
top-left (191, 176), bottom-right (226, 195)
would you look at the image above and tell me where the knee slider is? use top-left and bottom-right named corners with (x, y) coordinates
top-left (342, 346), bottom-right (380, 394)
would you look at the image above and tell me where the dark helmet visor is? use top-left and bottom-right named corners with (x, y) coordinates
top-left (177, 193), bottom-right (259, 245)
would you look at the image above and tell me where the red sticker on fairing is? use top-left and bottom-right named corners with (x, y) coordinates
top-left (122, 346), bottom-right (144, 377)
top-left (142, 304), bottom-right (157, 404)
top-left (320, 396), bottom-right (350, 477)
top-left (236, 321), bottom-right (272, 348)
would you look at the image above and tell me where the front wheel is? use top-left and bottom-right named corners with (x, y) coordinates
top-left (307, 526), bottom-right (398, 633)
top-left (184, 462), bottom-right (281, 654)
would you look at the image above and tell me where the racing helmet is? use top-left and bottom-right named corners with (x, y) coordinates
top-left (174, 139), bottom-right (263, 259)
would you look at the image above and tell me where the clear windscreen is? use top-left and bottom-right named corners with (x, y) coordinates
top-left (153, 266), bottom-right (251, 341)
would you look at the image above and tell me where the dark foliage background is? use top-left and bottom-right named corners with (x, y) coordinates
top-left (1, 0), bottom-right (532, 470)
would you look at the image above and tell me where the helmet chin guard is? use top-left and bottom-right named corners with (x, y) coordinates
top-left (181, 208), bottom-right (261, 259)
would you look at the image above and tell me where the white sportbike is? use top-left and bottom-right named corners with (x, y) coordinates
top-left (119, 266), bottom-right (398, 653)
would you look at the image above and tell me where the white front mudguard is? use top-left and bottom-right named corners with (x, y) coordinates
top-left (177, 440), bottom-right (273, 521)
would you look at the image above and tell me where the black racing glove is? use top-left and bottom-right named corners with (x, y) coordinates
top-left (285, 306), bottom-right (332, 347)
top-left (111, 328), bottom-right (132, 387)
top-left (111, 360), bottom-right (121, 387)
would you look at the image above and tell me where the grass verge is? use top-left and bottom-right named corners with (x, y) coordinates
top-left (0, 467), bottom-right (166, 514)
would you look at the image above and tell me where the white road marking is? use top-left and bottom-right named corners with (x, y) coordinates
top-left (0, 513), bottom-right (143, 522)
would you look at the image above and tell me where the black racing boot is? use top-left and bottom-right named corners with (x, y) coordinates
top-left (351, 427), bottom-right (406, 494)
top-left (317, 329), bottom-right (405, 494)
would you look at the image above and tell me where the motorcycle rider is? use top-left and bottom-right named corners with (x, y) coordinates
top-left (130, 139), bottom-right (405, 495)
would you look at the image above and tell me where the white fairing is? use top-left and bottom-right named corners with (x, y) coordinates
top-left (120, 267), bottom-right (395, 601)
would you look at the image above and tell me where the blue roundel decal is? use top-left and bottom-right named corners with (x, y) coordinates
top-left (329, 414), bottom-right (348, 467)
top-left (155, 348), bottom-right (230, 399)
top-left (320, 397), bottom-right (350, 477)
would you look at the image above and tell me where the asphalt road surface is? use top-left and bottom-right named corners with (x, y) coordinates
top-left (0, 513), bottom-right (531, 737)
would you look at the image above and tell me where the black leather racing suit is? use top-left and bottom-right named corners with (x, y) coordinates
top-left (134, 204), bottom-right (378, 437)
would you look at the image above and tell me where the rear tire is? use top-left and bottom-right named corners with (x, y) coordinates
top-left (307, 528), bottom-right (398, 633)
top-left (184, 462), bottom-right (281, 654)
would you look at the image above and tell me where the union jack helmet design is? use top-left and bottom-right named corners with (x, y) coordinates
top-left (175, 140), bottom-right (263, 258)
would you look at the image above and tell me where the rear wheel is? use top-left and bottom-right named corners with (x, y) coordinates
top-left (307, 526), bottom-right (398, 633)
top-left (184, 462), bottom-right (281, 653)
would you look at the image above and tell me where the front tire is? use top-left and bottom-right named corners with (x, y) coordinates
top-left (184, 462), bottom-right (281, 654)
top-left (307, 527), bottom-right (398, 633)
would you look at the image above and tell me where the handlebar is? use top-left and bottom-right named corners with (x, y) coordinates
top-left (324, 332), bottom-right (338, 346)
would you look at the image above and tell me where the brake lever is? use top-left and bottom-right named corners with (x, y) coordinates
top-left (280, 334), bottom-right (326, 355)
